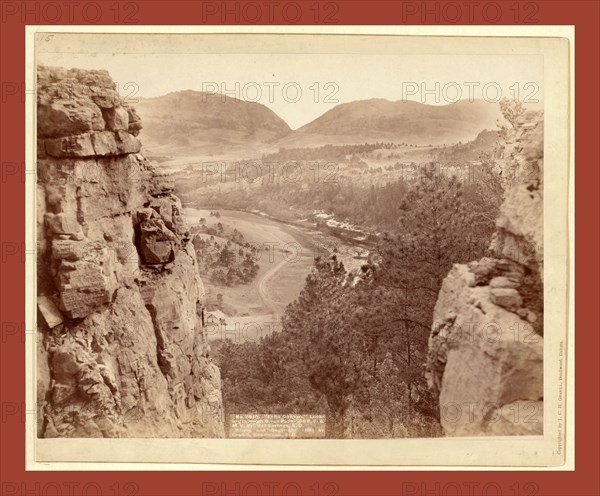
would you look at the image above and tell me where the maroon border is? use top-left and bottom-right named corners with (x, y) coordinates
top-left (1, 1), bottom-right (598, 495)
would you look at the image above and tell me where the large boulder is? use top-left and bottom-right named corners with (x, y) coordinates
top-left (428, 265), bottom-right (543, 436)
top-left (427, 111), bottom-right (544, 436)
top-left (137, 209), bottom-right (179, 264)
top-left (37, 100), bottom-right (105, 138)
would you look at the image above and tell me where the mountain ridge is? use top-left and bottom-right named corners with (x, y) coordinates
top-left (136, 91), bottom-right (506, 156)
top-left (281, 98), bottom-right (503, 148)
top-left (135, 90), bottom-right (292, 156)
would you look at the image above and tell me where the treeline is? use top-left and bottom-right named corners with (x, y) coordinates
top-left (434, 129), bottom-right (499, 163)
top-left (192, 164), bottom-right (499, 236)
top-left (217, 170), bottom-right (503, 438)
top-left (261, 142), bottom-right (399, 163)
top-left (192, 222), bottom-right (260, 287)
top-left (196, 179), bottom-right (412, 232)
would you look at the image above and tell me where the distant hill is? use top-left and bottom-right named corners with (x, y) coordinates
top-left (277, 99), bottom-right (503, 148)
top-left (135, 94), bottom-right (506, 157)
top-left (433, 129), bottom-right (500, 163)
top-left (135, 90), bottom-right (291, 157)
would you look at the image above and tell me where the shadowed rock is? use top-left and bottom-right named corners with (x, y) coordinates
top-left (427, 111), bottom-right (544, 436)
top-left (36, 65), bottom-right (224, 439)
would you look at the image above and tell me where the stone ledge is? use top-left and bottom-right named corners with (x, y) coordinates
top-left (45, 131), bottom-right (142, 158)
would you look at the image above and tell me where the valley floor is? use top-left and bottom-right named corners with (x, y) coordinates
top-left (185, 208), bottom-right (317, 343)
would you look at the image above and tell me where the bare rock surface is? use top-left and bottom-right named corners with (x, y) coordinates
top-left (137, 208), bottom-right (179, 264)
top-left (37, 66), bottom-right (224, 438)
top-left (427, 112), bottom-right (544, 436)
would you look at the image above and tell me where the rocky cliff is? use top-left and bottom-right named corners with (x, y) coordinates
top-left (426, 111), bottom-right (544, 436)
top-left (36, 66), bottom-right (224, 438)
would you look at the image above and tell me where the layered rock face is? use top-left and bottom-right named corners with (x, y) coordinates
top-left (36, 66), bottom-right (224, 438)
top-left (427, 111), bottom-right (544, 436)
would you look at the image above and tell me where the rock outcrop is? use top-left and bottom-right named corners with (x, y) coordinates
top-left (36, 66), bottom-right (224, 438)
top-left (427, 111), bottom-right (544, 436)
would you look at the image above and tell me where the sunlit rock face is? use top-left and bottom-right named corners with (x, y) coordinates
top-left (427, 112), bottom-right (544, 436)
top-left (36, 66), bottom-right (224, 438)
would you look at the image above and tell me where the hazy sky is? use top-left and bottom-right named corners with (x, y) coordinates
top-left (38, 37), bottom-right (544, 129)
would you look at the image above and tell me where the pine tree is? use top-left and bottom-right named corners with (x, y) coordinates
top-left (366, 170), bottom-right (487, 421)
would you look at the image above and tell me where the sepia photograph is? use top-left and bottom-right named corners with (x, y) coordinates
top-left (26, 27), bottom-right (571, 468)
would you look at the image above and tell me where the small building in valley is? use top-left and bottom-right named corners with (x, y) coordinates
top-left (205, 310), bottom-right (227, 325)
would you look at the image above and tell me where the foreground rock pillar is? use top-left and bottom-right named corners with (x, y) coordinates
top-left (36, 65), bottom-right (224, 438)
top-left (427, 111), bottom-right (544, 436)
